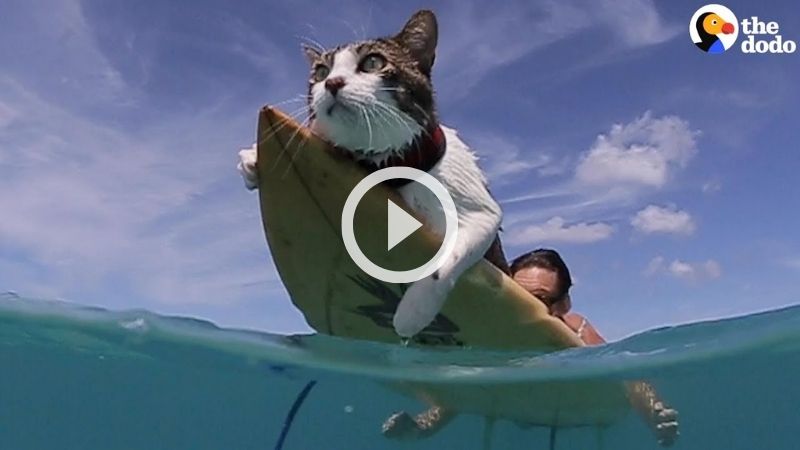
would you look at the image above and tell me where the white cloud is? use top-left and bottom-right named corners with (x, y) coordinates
top-left (219, 15), bottom-right (291, 74)
top-left (575, 111), bottom-right (699, 188)
top-left (0, 101), bottom-right (18, 128)
top-left (4, 0), bottom-right (127, 104)
top-left (703, 260), bottom-right (723, 279)
top-left (670, 259), bottom-right (722, 280)
top-left (0, 0), bottom-right (304, 316)
top-left (470, 131), bottom-right (565, 182)
top-left (783, 258), bottom-right (800, 271)
top-left (436, 1), bottom-right (588, 98)
top-left (668, 260), bottom-right (695, 278)
top-left (644, 257), bottom-right (722, 281)
top-left (500, 112), bottom-right (703, 231)
top-left (702, 179), bottom-right (722, 194)
top-left (594, 0), bottom-right (680, 47)
top-left (435, 0), bottom-right (678, 99)
top-left (643, 255), bottom-right (665, 276)
top-left (0, 75), bottom-right (278, 309)
top-left (631, 204), bottom-right (696, 236)
top-left (507, 216), bottom-right (614, 245)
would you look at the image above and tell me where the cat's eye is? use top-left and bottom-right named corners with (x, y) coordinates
top-left (359, 54), bottom-right (386, 73)
top-left (312, 65), bottom-right (330, 82)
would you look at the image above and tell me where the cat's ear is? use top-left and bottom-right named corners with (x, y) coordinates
top-left (301, 44), bottom-right (322, 64)
top-left (396, 10), bottom-right (438, 75)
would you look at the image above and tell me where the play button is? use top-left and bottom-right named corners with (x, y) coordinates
top-left (387, 200), bottom-right (422, 251)
top-left (341, 166), bottom-right (459, 284)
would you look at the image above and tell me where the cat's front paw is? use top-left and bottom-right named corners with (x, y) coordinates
top-left (392, 276), bottom-right (449, 337)
top-left (237, 144), bottom-right (259, 190)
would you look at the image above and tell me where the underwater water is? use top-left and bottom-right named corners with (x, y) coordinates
top-left (1, 292), bottom-right (799, 450)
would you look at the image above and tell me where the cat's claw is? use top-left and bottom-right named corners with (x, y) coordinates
top-left (237, 144), bottom-right (258, 190)
top-left (392, 276), bottom-right (449, 337)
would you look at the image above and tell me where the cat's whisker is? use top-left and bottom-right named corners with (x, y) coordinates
top-left (372, 100), bottom-right (420, 141)
top-left (269, 96), bottom-right (310, 109)
top-left (378, 99), bottom-right (432, 137)
top-left (367, 105), bottom-right (393, 138)
top-left (280, 125), bottom-right (309, 172)
top-left (286, 113), bottom-right (313, 145)
top-left (261, 105), bottom-right (311, 145)
top-left (280, 117), bottom-right (312, 179)
top-left (360, 105), bottom-right (375, 152)
top-left (296, 34), bottom-right (326, 53)
top-left (376, 95), bottom-right (432, 132)
top-left (282, 120), bottom-right (308, 160)
top-left (365, 101), bottom-right (397, 128)
top-left (367, 108), bottom-right (397, 161)
top-left (265, 106), bottom-right (312, 172)
top-left (338, 19), bottom-right (363, 41)
top-left (262, 101), bottom-right (310, 134)
top-left (371, 103), bottom-right (415, 142)
top-left (348, 99), bottom-right (377, 151)
top-left (267, 103), bottom-right (311, 122)
top-left (368, 105), bottom-right (401, 148)
top-left (369, 99), bottom-right (402, 122)
top-left (410, 102), bottom-right (435, 130)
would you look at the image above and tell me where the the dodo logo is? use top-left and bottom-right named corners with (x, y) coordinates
top-left (690, 4), bottom-right (797, 54)
top-left (690, 4), bottom-right (738, 54)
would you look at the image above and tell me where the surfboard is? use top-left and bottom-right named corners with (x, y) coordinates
top-left (256, 106), bottom-right (631, 426)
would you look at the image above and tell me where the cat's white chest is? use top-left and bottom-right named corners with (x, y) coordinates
top-left (398, 126), bottom-right (500, 238)
top-left (390, 125), bottom-right (502, 337)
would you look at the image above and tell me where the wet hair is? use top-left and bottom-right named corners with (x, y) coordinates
top-left (509, 248), bottom-right (573, 300)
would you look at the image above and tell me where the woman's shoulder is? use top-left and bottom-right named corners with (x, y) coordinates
top-left (563, 312), bottom-right (587, 331)
top-left (564, 312), bottom-right (606, 345)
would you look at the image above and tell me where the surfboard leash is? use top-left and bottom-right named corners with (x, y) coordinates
top-left (273, 380), bottom-right (317, 450)
top-left (549, 426), bottom-right (558, 450)
top-left (482, 417), bottom-right (496, 450)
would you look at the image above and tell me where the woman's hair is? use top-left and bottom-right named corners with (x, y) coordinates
top-left (509, 248), bottom-right (573, 300)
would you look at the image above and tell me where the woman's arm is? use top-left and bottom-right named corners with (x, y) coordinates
top-left (382, 406), bottom-right (456, 440)
top-left (565, 313), bottom-right (679, 447)
top-left (625, 381), bottom-right (680, 447)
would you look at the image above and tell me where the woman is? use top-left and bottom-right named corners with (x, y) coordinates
top-left (508, 249), bottom-right (678, 446)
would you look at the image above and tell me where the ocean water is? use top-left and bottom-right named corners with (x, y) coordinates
top-left (1, 293), bottom-right (798, 450)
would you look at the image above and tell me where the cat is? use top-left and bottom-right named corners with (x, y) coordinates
top-left (238, 10), bottom-right (507, 338)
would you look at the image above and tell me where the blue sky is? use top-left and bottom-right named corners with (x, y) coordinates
top-left (0, 0), bottom-right (798, 340)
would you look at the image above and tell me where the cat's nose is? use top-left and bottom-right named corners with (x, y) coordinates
top-left (325, 77), bottom-right (346, 96)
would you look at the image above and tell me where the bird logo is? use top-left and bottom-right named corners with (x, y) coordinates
top-left (690, 5), bottom-right (739, 54)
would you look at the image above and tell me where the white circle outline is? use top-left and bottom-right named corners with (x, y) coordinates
top-left (689, 4), bottom-right (739, 50)
top-left (341, 167), bottom-right (458, 284)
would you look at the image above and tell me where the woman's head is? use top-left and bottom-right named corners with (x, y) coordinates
top-left (510, 249), bottom-right (573, 316)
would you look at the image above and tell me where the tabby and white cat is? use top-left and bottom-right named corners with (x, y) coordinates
top-left (238, 10), bottom-right (505, 338)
